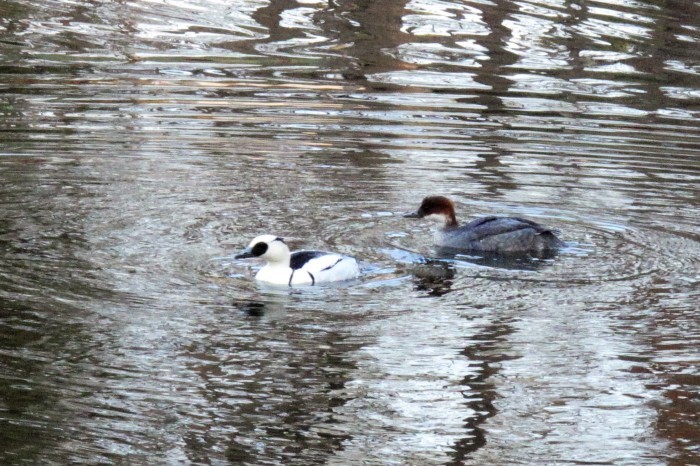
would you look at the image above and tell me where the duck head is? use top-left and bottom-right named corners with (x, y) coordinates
top-left (405, 196), bottom-right (458, 227)
top-left (235, 234), bottom-right (291, 266)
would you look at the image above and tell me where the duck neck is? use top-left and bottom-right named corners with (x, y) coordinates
top-left (266, 258), bottom-right (291, 270)
top-left (263, 248), bottom-right (292, 269)
top-left (442, 212), bottom-right (459, 230)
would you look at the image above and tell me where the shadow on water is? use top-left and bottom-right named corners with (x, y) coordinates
top-left (404, 245), bottom-right (560, 297)
top-left (435, 247), bottom-right (560, 272)
top-left (234, 300), bottom-right (267, 318)
top-left (0, 295), bottom-right (120, 462)
top-left (450, 318), bottom-right (519, 464)
top-left (410, 259), bottom-right (456, 297)
top-left (181, 294), bottom-right (367, 465)
top-left (0, 298), bottom-right (64, 458)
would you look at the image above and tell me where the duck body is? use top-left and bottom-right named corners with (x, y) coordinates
top-left (436, 215), bottom-right (563, 253)
top-left (235, 235), bottom-right (360, 286)
top-left (406, 196), bottom-right (563, 254)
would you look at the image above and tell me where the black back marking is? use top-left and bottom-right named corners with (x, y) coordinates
top-left (289, 250), bottom-right (325, 270)
top-left (321, 257), bottom-right (343, 272)
top-left (287, 270), bottom-right (316, 286)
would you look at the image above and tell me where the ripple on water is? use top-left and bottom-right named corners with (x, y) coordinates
top-left (1, 0), bottom-right (700, 464)
top-left (566, 219), bottom-right (699, 285)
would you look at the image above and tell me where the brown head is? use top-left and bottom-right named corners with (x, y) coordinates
top-left (404, 196), bottom-right (458, 227)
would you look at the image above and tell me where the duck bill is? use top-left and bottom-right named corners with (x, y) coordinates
top-left (403, 211), bottom-right (422, 218)
top-left (235, 248), bottom-right (255, 259)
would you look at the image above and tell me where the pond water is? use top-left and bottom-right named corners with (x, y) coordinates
top-left (1, 0), bottom-right (699, 464)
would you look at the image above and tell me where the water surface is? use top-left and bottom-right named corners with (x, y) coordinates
top-left (1, 1), bottom-right (699, 464)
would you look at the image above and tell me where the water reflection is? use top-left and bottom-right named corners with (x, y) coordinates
top-left (437, 248), bottom-right (560, 271)
top-left (454, 316), bottom-right (518, 462)
top-left (410, 259), bottom-right (456, 296)
top-left (1, 0), bottom-right (700, 464)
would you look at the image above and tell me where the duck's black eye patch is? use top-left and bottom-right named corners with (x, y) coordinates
top-left (251, 242), bottom-right (268, 256)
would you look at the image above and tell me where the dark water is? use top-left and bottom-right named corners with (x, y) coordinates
top-left (1, 0), bottom-right (699, 464)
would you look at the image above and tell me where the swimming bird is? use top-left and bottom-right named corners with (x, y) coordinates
top-left (235, 234), bottom-right (360, 286)
top-left (405, 196), bottom-right (563, 254)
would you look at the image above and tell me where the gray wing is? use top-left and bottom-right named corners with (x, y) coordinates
top-left (463, 216), bottom-right (554, 237)
top-left (454, 217), bottom-right (561, 252)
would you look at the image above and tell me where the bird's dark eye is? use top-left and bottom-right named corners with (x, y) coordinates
top-left (251, 242), bottom-right (268, 256)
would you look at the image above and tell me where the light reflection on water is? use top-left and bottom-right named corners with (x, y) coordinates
top-left (1, 0), bottom-right (700, 464)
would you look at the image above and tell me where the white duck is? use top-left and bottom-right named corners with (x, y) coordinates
top-left (235, 234), bottom-right (360, 286)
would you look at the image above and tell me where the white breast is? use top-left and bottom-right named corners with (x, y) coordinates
top-left (254, 264), bottom-right (297, 286)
